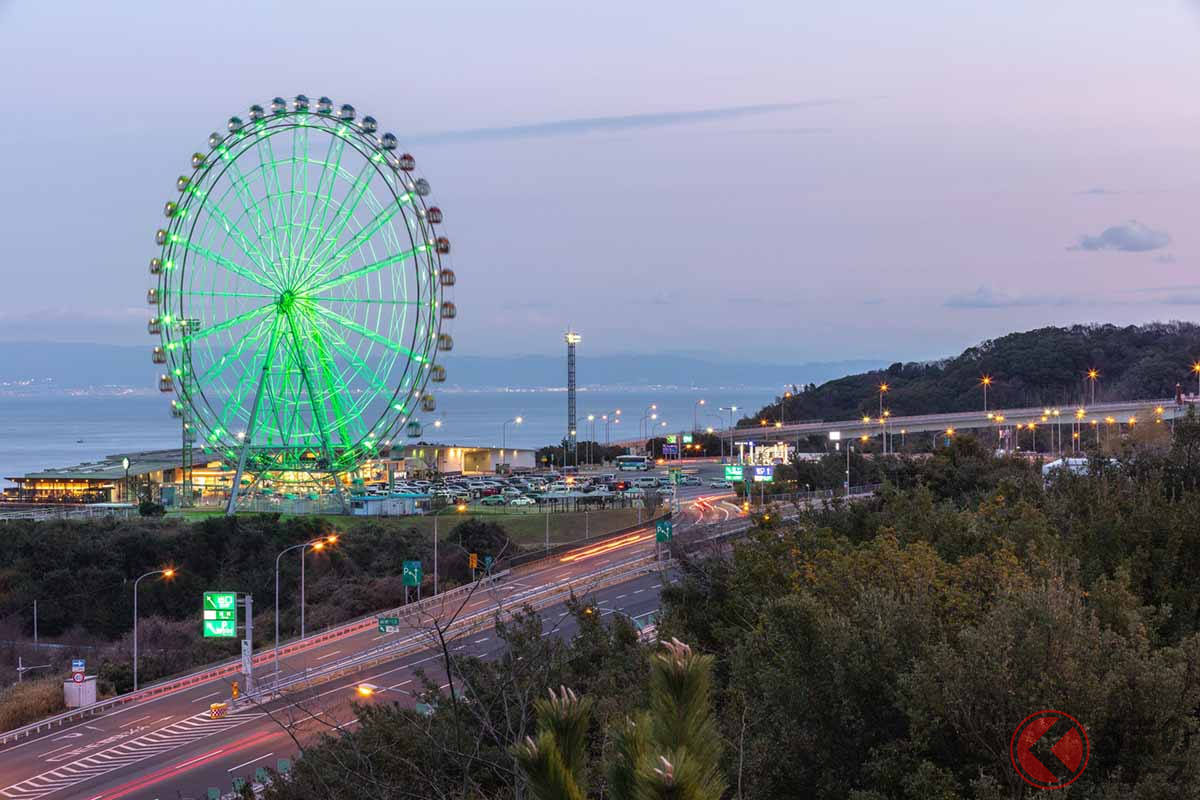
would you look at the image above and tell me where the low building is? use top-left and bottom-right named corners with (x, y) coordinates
top-left (348, 493), bottom-right (432, 516)
top-left (4, 450), bottom-right (188, 504)
top-left (376, 443), bottom-right (537, 479)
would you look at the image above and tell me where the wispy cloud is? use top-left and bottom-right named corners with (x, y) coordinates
top-left (1069, 220), bottom-right (1170, 252)
top-left (943, 287), bottom-right (1076, 309)
top-left (1156, 253), bottom-right (1177, 264)
top-left (410, 100), bottom-right (841, 144)
top-left (1075, 186), bottom-right (1118, 196)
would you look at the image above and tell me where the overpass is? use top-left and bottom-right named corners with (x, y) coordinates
top-left (616, 398), bottom-right (1188, 449)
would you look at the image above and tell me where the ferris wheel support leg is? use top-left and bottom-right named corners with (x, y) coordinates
top-left (226, 321), bottom-right (282, 516)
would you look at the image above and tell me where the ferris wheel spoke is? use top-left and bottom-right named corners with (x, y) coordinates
top-left (298, 160), bottom-right (376, 287)
top-left (255, 131), bottom-right (292, 283)
top-left (303, 302), bottom-right (420, 360)
top-left (224, 156), bottom-right (279, 272)
top-left (294, 132), bottom-right (348, 279)
top-left (306, 311), bottom-right (392, 396)
top-left (178, 290), bottom-right (279, 300)
top-left (301, 314), bottom-right (364, 447)
top-left (194, 312), bottom-right (275, 390)
top-left (200, 198), bottom-right (275, 279)
top-left (282, 311), bottom-right (341, 462)
top-left (303, 246), bottom-right (423, 296)
top-left (299, 196), bottom-right (410, 290)
top-left (176, 240), bottom-right (280, 293)
top-left (179, 303), bottom-right (276, 346)
top-left (212, 314), bottom-right (282, 440)
top-left (316, 296), bottom-right (422, 306)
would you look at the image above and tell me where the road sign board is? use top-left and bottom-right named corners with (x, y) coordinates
top-left (724, 465), bottom-right (744, 481)
top-left (682, 434), bottom-right (693, 444)
top-left (72, 672), bottom-right (84, 684)
top-left (655, 519), bottom-right (673, 542)
top-left (202, 592), bottom-right (238, 638)
top-left (665, 434), bottom-right (677, 443)
top-left (468, 553), bottom-right (478, 570)
top-left (377, 616), bottom-right (400, 634)
top-left (662, 444), bottom-right (678, 455)
top-left (402, 560), bottom-right (423, 587)
top-left (203, 619), bottom-right (237, 638)
top-left (484, 555), bottom-right (494, 571)
top-left (71, 658), bottom-right (85, 672)
top-left (752, 466), bottom-right (775, 483)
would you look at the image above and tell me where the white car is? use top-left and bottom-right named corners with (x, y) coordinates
top-left (508, 496), bottom-right (537, 506)
top-left (633, 477), bottom-right (660, 488)
top-left (708, 480), bottom-right (733, 489)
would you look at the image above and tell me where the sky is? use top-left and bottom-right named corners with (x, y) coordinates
top-left (1, 1), bottom-right (1200, 363)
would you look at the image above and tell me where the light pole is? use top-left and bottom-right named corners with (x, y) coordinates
top-left (502, 416), bottom-right (523, 450)
top-left (274, 534), bottom-right (338, 675)
top-left (133, 567), bottom-right (175, 692)
top-left (718, 405), bottom-right (738, 463)
top-left (1192, 363), bottom-right (1200, 397)
top-left (980, 375), bottom-right (992, 413)
top-left (780, 391), bottom-right (791, 428)
top-left (878, 383), bottom-right (888, 418)
top-left (639, 411), bottom-right (658, 443)
top-left (1087, 369), bottom-right (1099, 405)
top-left (122, 456), bottom-right (131, 504)
top-left (587, 414), bottom-right (596, 464)
top-left (693, 399), bottom-right (706, 433)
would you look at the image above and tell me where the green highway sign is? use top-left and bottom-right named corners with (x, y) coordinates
top-left (724, 465), bottom-right (744, 481)
top-left (669, 468), bottom-right (682, 485)
top-left (402, 560), bottom-right (423, 587)
top-left (203, 619), bottom-right (237, 638)
top-left (202, 592), bottom-right (237, 638)
top-left (484, 555), bottom-right (494, 572)
top-left (665, 434), bottom-right (677, 443)
top-left (655, 519), bottom-right (673, 543)
top-left (682, 434), bottom-right (693, 444)
top-left (378, 616), bottom-right (400, 634)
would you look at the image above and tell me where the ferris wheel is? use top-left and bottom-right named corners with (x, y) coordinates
top-left (147, 95), bottom-right (456, 510)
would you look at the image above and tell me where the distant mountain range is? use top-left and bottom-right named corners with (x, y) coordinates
top-left (0, 341), bottom-right (884, 394)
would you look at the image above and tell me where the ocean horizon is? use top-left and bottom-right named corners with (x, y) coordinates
top-left (0, 388), bottom-right (774, 485)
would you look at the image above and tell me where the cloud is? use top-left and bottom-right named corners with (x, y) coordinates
top-left (411, 100), bottom-right (841, 144)
top-left (1160, 292), bottom-right (1200, 305)
top-left (1069, 220), bottom-right (1170, 252)
top-left (1156, 253), bottom-right (1177, 264)
top-left (943, 287), bottom-right (1075, 309)
top-left (1075, 186), bottom-right (1117, 195)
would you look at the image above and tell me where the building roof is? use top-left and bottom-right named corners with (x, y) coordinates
top-left (8, 449), bottom-right (184, 482)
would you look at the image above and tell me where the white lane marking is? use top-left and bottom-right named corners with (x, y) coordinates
top-left (388, 679), bottom-right (412, 690)
top-left (84, 725), bottom-right (101, 732)
top-left (315, 649), bottom-right (342, 661)
top-left (193, 691), bottom-right (221, 701)
top-left (473, 637), bottom-right (489, 644)
top-left (51, 733), bottom-right (83, 742)
top-left (227, 751), bottom-right (274, 773)
top-left (39, 744), bottom-right (74, 758)
top-left (652, 584), bottom-right (662, 589)
top-left (125, 715), bottom-right (150, 725)
top-left (616, 594), bottom-right (627, 599)
top-left (157, 715), bottom-right (173, 722)
top-left (633, 589), bottom-right (644, 594)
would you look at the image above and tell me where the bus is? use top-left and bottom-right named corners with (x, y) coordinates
top-left (615, 455), bottom-right (653, 471)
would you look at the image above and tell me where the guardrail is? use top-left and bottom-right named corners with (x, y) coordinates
top-left (506, 511), bottom-right (670, 573)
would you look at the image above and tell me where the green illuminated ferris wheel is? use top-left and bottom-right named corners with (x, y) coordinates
top-left (147, 95), bottom-right (456, 511)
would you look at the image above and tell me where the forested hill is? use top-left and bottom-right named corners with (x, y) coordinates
top-left (750, 323), bottom-right (1200, 425)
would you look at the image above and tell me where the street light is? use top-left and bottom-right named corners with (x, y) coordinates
top-left (587, 414), bottom-right (596, 464)
top-left (878, 383), bottom-right (889, 418)
top-left (1192, 362), bottom-right (1200, 397)
top-left (980, 375), bottom-right (992, 413)
top-left (274, 534), bottom-right (339, 676)
top-left (502, 416), bottom-right (523, 450)
top-left (122, 456), bottom-right (131, 504)
top-left (133, 567), bottom-right (175, 691)
top-left (693, 399), bottom-right (706, 433)
top-left (1087, 369), bottom-right (1099, 404)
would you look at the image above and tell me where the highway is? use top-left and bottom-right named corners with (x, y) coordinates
top-left (614, 397), bottom-right (1184, 448)
top-left (0, 469), bottom-right (741, 800)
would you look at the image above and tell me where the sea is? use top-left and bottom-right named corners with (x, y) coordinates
top-left (0, 388), bottom-right (774, 485)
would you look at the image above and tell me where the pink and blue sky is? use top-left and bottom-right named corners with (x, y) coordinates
top-left (1, 1), bottom-right (1198, 361)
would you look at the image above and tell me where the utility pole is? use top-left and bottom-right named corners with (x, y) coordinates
top-left (241, 594), bottom-right (254, 696)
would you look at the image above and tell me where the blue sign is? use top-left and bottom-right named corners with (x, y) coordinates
top-left (752, 466), bottom-right (775, 483)
top-left (71, 658), bottom-right (85, 672)
top-left (662, 444), bottom-right (678, 455)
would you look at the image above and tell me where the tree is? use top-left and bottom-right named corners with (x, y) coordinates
top-left (514, 638), bottom-right (725, 800)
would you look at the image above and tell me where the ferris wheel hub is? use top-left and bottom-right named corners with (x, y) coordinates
top-left (276, 289), bottom-right (298, 314)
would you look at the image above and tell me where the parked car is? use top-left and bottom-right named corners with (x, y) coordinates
top-left (501, 487), bottom-right (523, 497)
top-left (680, 475), bottom-right (702, 486)
top-left (633, 476), bottom-right (660, 488)
top-left (708, 480), bottom-right (733, 489)
top-left (508, 496), bottom-right (537, 506)
top-left (479, 495), bottom-right (508, 506)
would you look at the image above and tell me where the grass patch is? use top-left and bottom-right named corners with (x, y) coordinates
top-left (339, 508), bottom-right (646, 550)
top-left (0, 678), bottom-right (66, 732)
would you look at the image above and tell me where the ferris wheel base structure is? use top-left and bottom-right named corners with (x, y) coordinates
top-left (145, 95), bottom-right (456, 515)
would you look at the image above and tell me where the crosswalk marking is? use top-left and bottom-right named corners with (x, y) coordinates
top-left (1, 710), bottom-right (265, 800)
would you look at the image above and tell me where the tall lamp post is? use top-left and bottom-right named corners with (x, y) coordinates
top-left (980, 375), bottom-right (992, 413)
top-left (502, 416), bottom-right (523, 450)
top-left (693, 399), bottom-right (706, 433)
top-left (718, 405), bottom-right (738, 464)
top-left (1087, 369), bottom-right (1099, 405)
top-left (122, 456), bottom-right (131, 504)
top-left (274, 534), bottom-right (338, 675)
top-left (133, 567), bottom-right (175, 691)
top-left (1191, 363), bottom-right (1200, 397)
top-left (586, 414), bottom-right (596, 464)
